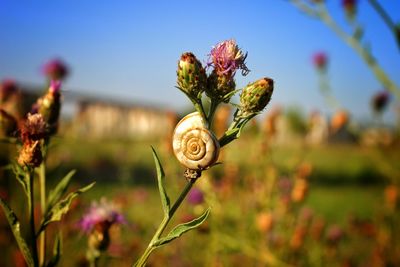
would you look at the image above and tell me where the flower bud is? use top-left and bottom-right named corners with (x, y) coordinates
top-left (0, 109), bottom-right (17, 137)
top-left (206, 70), bottom-right (236, 102)
top-left (17, 141), bottom-right (43, 168)
top-left (177, 52), bottom-right (207, 100)
top-left (239, 77), bottom-right (274, 116)
top-left (312, 52), bottom-right (328, 72)
top-left (42, 59), bottom-right (69, 80)
top-left (32, 80), bottom-right (62, 135)
top-left (342, 0), bottom-right (357, 19)
top-left (371, 90), bottom-right (390, 114)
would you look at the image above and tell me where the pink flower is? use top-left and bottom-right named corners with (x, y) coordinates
top-left (79, 198), bottom-right (125, 234)
top-left (312, 52), bottom-right (328, 71)
top-left (187, 188), bottom-right (204, 205)
top-left (42, 58), bottom-right (69, 80)
top-left (208, 39), bottom-right (249, 76)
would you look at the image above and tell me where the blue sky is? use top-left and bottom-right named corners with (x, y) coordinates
top-left (0, 0), bottom-right (399, 121)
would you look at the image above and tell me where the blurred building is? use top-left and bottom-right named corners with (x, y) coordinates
top-left (71, 98), bottom-right (176, 140)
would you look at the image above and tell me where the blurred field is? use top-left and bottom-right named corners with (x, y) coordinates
top-left (2, 132), bottom-right (399, 266)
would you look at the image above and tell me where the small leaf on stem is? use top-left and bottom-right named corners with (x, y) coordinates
top-left (0, 198), bottom-right (35, 267)
top-left (47, 170), bottom-right (76, 210)
top-left (151, 147), bottom-right (170, 216)
top-left (154, 207), bottom-right (211, 247)
top-left (38, 182), bottom-right (95, 235)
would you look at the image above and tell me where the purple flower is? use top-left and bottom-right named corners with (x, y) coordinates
top-left (208, 39), bottom-right (249, 76)
top-left (79, 198), bottom-right (125, 234)
top-left (187, 188), bottom-right (204, 205)
top-left (42, 58), bottom-right (69, 80)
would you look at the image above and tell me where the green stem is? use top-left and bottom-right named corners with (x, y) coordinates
top-left (207, 99), bottom-right (220, 127)
top-left (290, 0), bottom-right (400, 99)
top-left (193, 100), bottom-right (208, 127)
top-left (368, 0), bottom-right (400, 50)
top-left (38, 163), bottom-right (46, 266)
top-left (28, 171), bottom-right (39, 267)
top-left (133, 178), bottom-right (196, 267)
top-left (317, 4), bottom-right (400, 99)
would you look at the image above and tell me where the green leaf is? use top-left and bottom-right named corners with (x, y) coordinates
top-left (46, 233), bottom-right (62, 267)
top-left (154, 207), bottom-right (211, 247)
top-left (38, 182), bottom-right (95, 235)
top-left (151, 147), bottom-right (170, 216)
top-left (0, 198), bottom-right (35, 267)
top-left (11, 163), bottom-right (30, 200)
top-left (47, 170), bottom-right (76, 210)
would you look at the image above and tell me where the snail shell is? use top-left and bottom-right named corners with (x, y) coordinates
top-left (172, 112), bottom-right (220, 170)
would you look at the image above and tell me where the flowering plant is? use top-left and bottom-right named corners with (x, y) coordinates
top-left (133, 39), bottom-right (274, 266)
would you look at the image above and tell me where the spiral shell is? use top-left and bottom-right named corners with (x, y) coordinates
top-left (172, 112), bottom-right (220, 170)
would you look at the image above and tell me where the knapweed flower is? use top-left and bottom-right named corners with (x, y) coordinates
top-left (312, 52), bottom-right (328, 72)
top-left (42, 58), bottom-right (69, 80)
top-left (20, 113), bottom-right (48, 142)
top-left (31, 80), bottom-right (62, 135)
top-left (207, 39), bottom-right (249, 101)
top-left (342, 0), bottom-right (357, 18)
top-left (326, 224), bottom-right (344, 245)
top-left (208, 39), bottom-right (249, 76)
top-left (0, 79), bottom-right (18, 103)
top-left (371, 90), bottom-right (390, 114)
top-left (177, 52), bottom-right (207, 100)
top-left (80, 198), bottom-right (125, 251)
top-left (187, 188), bottom-right (204, 205)
top-left (239, 77), bottom-right (274, 117)
top-left (0, 109), bottom-right (17, 137)
top-left (79, 198), bottom-right (125, 234)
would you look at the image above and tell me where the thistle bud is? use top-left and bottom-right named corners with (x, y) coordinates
top-left (42, 59), bottom-right (69, 80)
top-left (206, 70), bottom-right (236, 102)
top-left (17, 141), bottom-right (43, 168)
top-left (177, 52), bottom-right (207, 100)
top-left (371, 91), bottom-right (390, 114)
top-left (342, 0), bottom-right (357, 19)
top-left (239, 77), bottom-right (274, 116)
top-left (312, 52), bottom-right (328, 72)
top-left (0, 109), bottom-right (17, 137)
top-left (32, 80), bottom-right (62, 135)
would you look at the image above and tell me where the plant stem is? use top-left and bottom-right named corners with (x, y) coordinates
top-left (207, 99), bottom-right (220, 127)
top-left (133, 178), bottom-right (196, 267)
top-left (38, 162), bottom-right (46, 266)
top-left (368, 0), bottom-right (400, 50)
top-left (193, 100), bottom-right (208, 127)
top-left (28, 171), bottom-right (39, 267)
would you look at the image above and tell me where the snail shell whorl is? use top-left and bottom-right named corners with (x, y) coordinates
top-left (172, 112), bottom-right (220, 170)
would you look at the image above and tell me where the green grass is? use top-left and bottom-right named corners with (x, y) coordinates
top-left (305, 185), bottom-right (383, 224)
